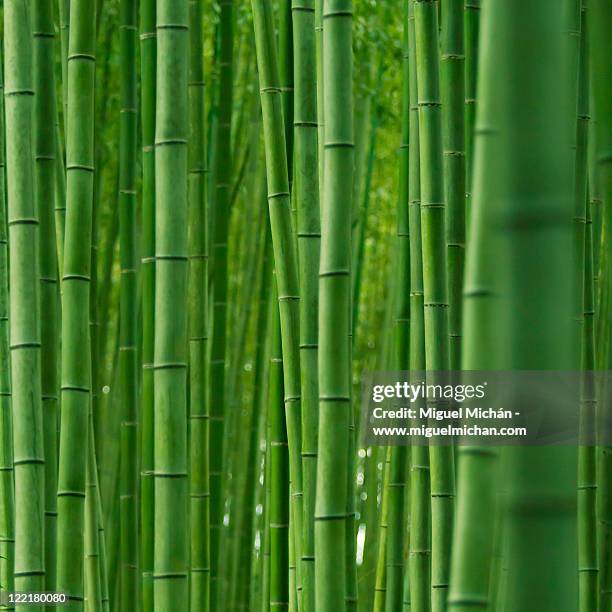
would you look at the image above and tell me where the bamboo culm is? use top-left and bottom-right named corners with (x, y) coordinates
top-left (56, 0), bottom-right (96, 607)
top-left (153, 0), bottom-right (190, 608)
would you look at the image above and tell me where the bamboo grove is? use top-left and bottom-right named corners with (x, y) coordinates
top-left (0, 0), bottom-right (610, 611)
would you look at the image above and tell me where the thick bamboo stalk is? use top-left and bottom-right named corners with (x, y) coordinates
top-left (188, 0), bottom-right (210, 608)
top-left (153, 0), bottom-right (190, 607)
top-left (139, 0), bottom-right (156, 609)
top-left (414, 3), bottom-right (455, 610)
top-left (56, 0), bottom-right (96, 607)
top-left (315, 2), bottom-right (354, 610)
top-left (6, 0), bottom-right (47, 598)
top-left (118, 0), bottom-right (139, 605)
top-left (0, 48), bottom-right (16, 611)
top-left (292, 1), bottom-right (320, 608)
top-left (447, 0), bottom-right (501, 608)
top-left (495, 0), bottom-right (576, 608)
top-left (33, 0), bottom-right (60, 593)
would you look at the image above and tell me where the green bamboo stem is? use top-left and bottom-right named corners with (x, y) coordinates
top-left (373, 448), bottom-right (391, 612)
top-left (447, 0), bottom-right (501, 608)
top-left (139, 0), bottom-right (156, 609)
top-left (118, 0), bottom-right (139, 605)
top-left (85, 421), bottom-right (102, 612)
top-left (414, 3), bottom-right (455, 611)
top-left (575, 5), bottom-right (597, 612)
top-left (315, 0), bottom-right (324, 196)
top-left (56, 0), bottom-right (96, 607)
top-left (210, 2), bottom-right (233, 599)
top-left (153, 0), bottom-right (189, 608)
top-left (292, 1), bottom-right (320, 608)
top-left (579, 195), bottom-right (597, 612)
top-left (407, 2), bottom-right (431, 609)
top-left (590, 1), bottom-right (612, 609)
top-left (441, 0), bottom-right (465, 370)
top-left (315, 2), bottom-right (354, 610)
top-left (0, 48), bottom-right (16, 612)
top-left (188, 1), bottom-right (209, 610)
top-left (463, 0), bottom-right (479, 224)
top-left (250, 2), bottom-right (305, 608)
top-left (33, 0), bottom-right (60, 593)
top-left (495, 0), bottom-right (577, 608)
top-left (4, 0), bottom-right (46, 604)
top-left (279, 0), bottom-right (294, 193)
top-left (58, 0), bottom-right (70, 135)
top-left (386, 5), bottom-right (411, 608)
top-left (269, 282), bottom-right (290, 612)
top-left (236, 228), bottom-right (273, 611)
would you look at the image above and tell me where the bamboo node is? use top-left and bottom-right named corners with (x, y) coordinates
top-left (57, 489), bottom-right (86, 498)
top-left (156, 24), bottom-right (189, 32)
top-left (151, 361), bottom-right (187, 370)
top-left (68, 53), bottom-right (96, 62)
top-left (5, 89), bottom-right (35, 97)
top-left (67, 163), bottom-right (95, 172)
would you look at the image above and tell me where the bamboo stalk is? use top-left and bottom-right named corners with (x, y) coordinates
top-left (210, 2), bottom-right (233, 599)
top-left (250, 4), bottom-right (305, 611)
top-left (407, 3), bottom-right (431, 610)
top-left (33, 0), bottom-right (60, 593)
top-left (386, 4), bottom-right (411, 608)
top-left (0, 46), bottom-right (16, 612)
top-left (447, 0), bottom-right (501, 608)
top-left (153, 0), bottom-right (190, 607)
top-left (139, 0), bottom-right (156, 609)
top-left (414, 3), bottom-right (455, 610)
top-left (441, 0), bottom-right (465, 370)
top-left (188, 1), bottom-right (209, 610)
top-left (118, 0), bottom-right (139, 605)
top-left (56, 0), bottom-right (96, 606)
top-left (292, 0), bottom-right (321, 608)
top-left (495, 0), bottom-right (577, 608)
top-left (589, 0), bottom-right (612, 608)
top-left (315, 2), bottom-right (354, 610)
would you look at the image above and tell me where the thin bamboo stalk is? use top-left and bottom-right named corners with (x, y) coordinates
top-left (0, 47), bottom-right (16, 611)
top-left (188, 1), bottom-right (209, 610)
top-left (250, 4), bottom-right (305, 611)
top-left (118, 0), bottom-right (139, 605)
top-left (386, 4), bottom-right (411, 608)
top-left (414, 3), bottom-right (455, 610)
top-left (441, 0), bottom-right (465, 370)
top-left (269, 282), bottom-right (290, 611)
top-left (139, 0), bottom-right (156, 609)
top-left (590, 0), bottom-right (612, 608)
top-left (407, 3), bottom-right (431, 610)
